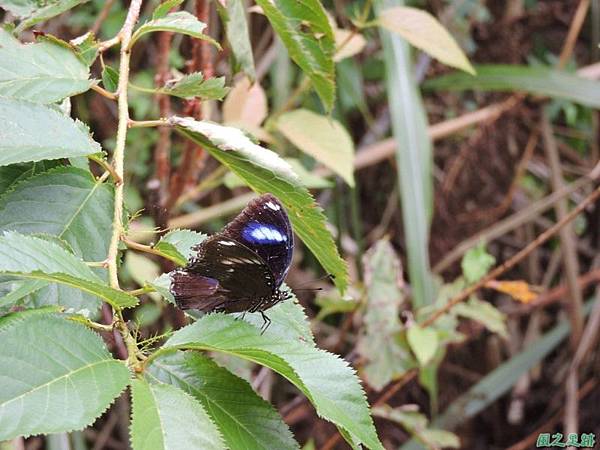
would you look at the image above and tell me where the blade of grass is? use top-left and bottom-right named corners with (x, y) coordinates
top-left (375, 0), bottom-right (434, 307)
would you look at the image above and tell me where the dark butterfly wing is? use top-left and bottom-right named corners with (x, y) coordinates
top-left (219, 193), bottom-right (293, 286)
top-left (172, 235), bottom-right (276, 313)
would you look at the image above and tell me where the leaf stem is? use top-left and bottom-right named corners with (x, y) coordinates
top-left (128, 118), bottom-right (170, 128)
top-left (91, 83), bottom-right (118, 100)
top-left (105, 0), bottom-right (144, 371)
top-left (89, 154), bottom-right (123, 185)
top-left (122, 236), bottom-right (183, 265)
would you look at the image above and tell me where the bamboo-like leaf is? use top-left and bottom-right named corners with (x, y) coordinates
top-left (424, 65), bottom-right (600, 108)
top-left (255, 0), bottom-right (335, 111)
top-left (0, 30), bottom-right (93, 103)
top-left (159, 73), bottom-right (228, 100)
top-left (0, 232), bottom-right (137, 308)
top-left (276, 109), bottom-right (355, 186)
top-left (171, 117), bottom-right (348, 293)
top-left (375, 0), bottom-right (435, 307)
top-left (0, 313), bottom-right (130, 440)
top-left (147, 351), bottom-right (299, 450)
top-left (0, 97), bottom-right (101, 166)
top-left (377, 6), bottom-right (474, 74)
top-left (130, 379), bottom-right (225, 450)
top-left (164, 313), bottom-right (383, 450)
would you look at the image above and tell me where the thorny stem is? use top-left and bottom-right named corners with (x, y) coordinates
top-left (105, 0), bottom-right (144, 370)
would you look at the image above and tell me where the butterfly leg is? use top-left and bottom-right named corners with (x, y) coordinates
top-left (235, 311), bottom-right (247, 321)
top-left (260, 312), bottom-right (271, 335)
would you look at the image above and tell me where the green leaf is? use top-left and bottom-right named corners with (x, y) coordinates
top-left (218, 0), bottom-right (256, 80)
top-left (376, 0), bottom-right (435, 307)
top-left (130, 379), bottom-right (226, 450)
top-left (315, 289), bottom-right (359, 320)
top-left (1, 0), bottom-right (87, 32)
top-left (0, 167), bottom-right (114, 262)
top-left (0, 29), bottom-right (92, 103)
top-left (0, 231), bottom-right (137, 308)
top-left (424, 65), bottom-right (600, 109)
top-left (276, 109), bottom-right (355, 186)
top-left (0, 313), bottom-right (130, 440)
top-left (454, 296), bottom-right (507, 338)
top-left (0, 278), bottom-right (46, 310)
top-left (152, 0), bottom-right (183, 20)
top-left (171, 117), bottom-right (349, 293)
top-left (154, 229), bottom-right (207, 266)
top-left (101, 65), bottom-right (119, 92)
top-left (255, 0), bottom-right (335, 111)
top-left (164, 313), bottom-right (383, 450)
top-left (461, 241), bottom-right (495, 283)
top-left (358, 240), bottom-right (414, 390)
top-left (130, 11), bottom-right (220, 49)
top-left (71, 31), bottom-right (99, 67)
top-left (377, 6), bottom-right (474, 74)
top-left (0, 161), bottom-right (64, 195)
top-left (159, 73), bottom-right (228, 100)
top-left (407, 325), bottom-right (438, 366)
top-left (0, 97), bottom-right (101, 166)
top-left (147, 351), bottom-right (299, 450)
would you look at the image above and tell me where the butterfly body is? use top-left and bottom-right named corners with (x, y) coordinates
top-left (170, 194), bottom-right (294, 325)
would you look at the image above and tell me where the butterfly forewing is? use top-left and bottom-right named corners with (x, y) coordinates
top-left (220, 194), bottom-right (293, 285)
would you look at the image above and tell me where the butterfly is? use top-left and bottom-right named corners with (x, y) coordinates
top-left (169, 193), bottom-right (294, 332)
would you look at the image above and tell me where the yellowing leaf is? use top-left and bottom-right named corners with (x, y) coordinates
top-left (407, 325), bottom-right (438, 366)
top-left (485, 280), bottom-right (538, 304)
top-left (223, 77), bottom-right (268, 127)
top-left (378, 6), bottom-right (475, 74)
top-left (334, 29), bottom-right (366, 62)
top-left (276, 109), bottom-right (355, 186)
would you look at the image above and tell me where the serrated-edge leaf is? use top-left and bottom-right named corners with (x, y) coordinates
top-left (0, 97), bottom-right (101, 166)
top-left (12, 0), bottom-right (88, 32)
top-left (255, 0), bottom-right (335, 110)
top-left (0, 232), bottom-right (137, 308)
top-left (147, 351), bottom-right (299, 450)
top-left (130, 379), bottom-right (226, 450)
top-left (153, 0), bottom-right (184, 20)
top-left (130, 11), bottom-right (220, 49)
top-left (0, 313), bottom-right (130, 440)
top-left (220, 0), bottom-right (256, 79)
top-left (0, 29), bottom-right (92, 103)
top-left (164, 313), bottom-right (383, 450)
top-left (171, 117), bottom-right (348, 293)
top-left (154, 229), bottom-right (207, 266)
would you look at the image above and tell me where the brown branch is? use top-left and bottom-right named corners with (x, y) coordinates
top-left (422, 183), bottom-right (600, 328)
top-left (168, 0), bottom-right (213, 210)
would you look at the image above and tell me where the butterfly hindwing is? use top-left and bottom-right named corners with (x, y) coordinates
top-left (220, 194), bottom-right (293, 285)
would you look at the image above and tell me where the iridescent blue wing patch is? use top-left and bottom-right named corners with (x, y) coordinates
top-left (221, 194), bottom-right (293, 285)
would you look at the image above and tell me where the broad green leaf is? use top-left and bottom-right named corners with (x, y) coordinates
top-left (424, 65), bottom-right (600, 109)
top-left (0, 232), bottom-right (137, 308)
top-left (376, 0), bottom-right (435, 307)
top-left (159, 73), bottom-right (228, 100)
top-left (152, 0), bottom-right (183, 20)
top-left (147, 351), bottom-right (299, 450)
top-left (0, 313), bottom-right (130, 440)
top-left (154, 229), bottom-right (207, 266)
top-left (276, 109), bottom-right (355, 186)
top-left (454, 296), bottom-right (507, 338)
top-left (0, 97), bottom-right (101, 166)
top-left (218, 0), bottom-right (256, 80)
top-left (358, 240), bottom-right (414, 390)
top-left (101, 65), bottom-right (119, 92)
top-left (461, 242), bottom-right (495, 283)
top-left (164, 313), bottom-right (383, 450)
top-left (377, 6), bottom-right (474, 74)
top-left (1, 0), bottom-right (87, 32)
top-left (255, 0), bottom-right (335, 111)
top-left (130, 379), bottom-right (225, 450)
top-left (0, 160), bottom-right (65, 195)
top-left (0, 30), bottom-right (92, 103)
top-left (171, 117), bottom-right (348, 293)
top-left (130, 11), bottom-right (220, 49)
top-left (407, 325), bottom-right (438, 366)
top-left (0, 167), bottom-right (114, 262)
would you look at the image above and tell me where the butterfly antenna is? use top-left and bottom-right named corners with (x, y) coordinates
top-left (294, 273), bottom-right (335, 290)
